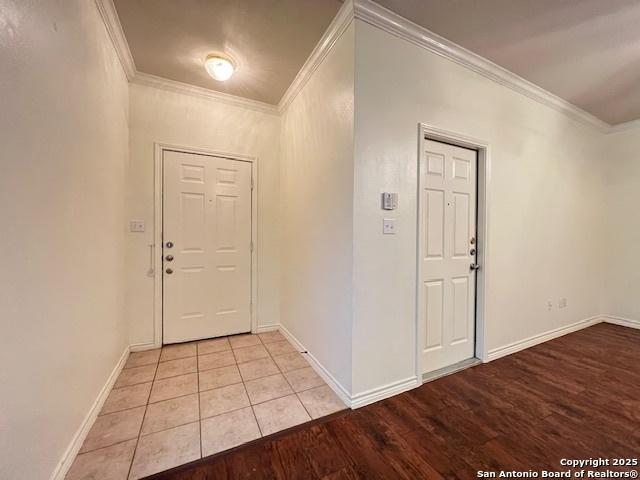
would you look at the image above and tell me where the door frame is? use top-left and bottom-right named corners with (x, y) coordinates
top-left (416, 123), bottom-right (491, 380)
top-left (152, 143), bottom-right (259, 348)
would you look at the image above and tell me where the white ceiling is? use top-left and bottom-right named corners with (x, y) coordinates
top-left (375, 0), bottom-right (640, 125)
top-left (114, 0), bottom-right (640, 124)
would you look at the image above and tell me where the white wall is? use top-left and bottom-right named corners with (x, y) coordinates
top-left (351, 20), bottom-right (606, 395)
top-left (602, 127), bottom-right (640, 322)
top-left (127, 83), bottom-right (281, 346)
top-left (0, 1), bottom-right (130, 479)
top-left (280, 23), bottom-right (355, 391)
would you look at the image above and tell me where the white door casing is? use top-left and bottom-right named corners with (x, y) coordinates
top-left (420, 139), bottom-right (477, 373)
top-left (162, 150), bottom-right (252, 344)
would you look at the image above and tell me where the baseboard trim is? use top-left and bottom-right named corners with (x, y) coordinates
top-left (603, 315), bottom-right (640, 330)
top-left (350, 376), bottom-right (420, 409)
top-left (255, 323), bottom-right (280, 334)
top-left (52, 313), bottom-right (638, 479)
top-left (487, 316), bottom-right (603, 362)
top-left (278, 324), bottom-right (352, 407)
top-left (50, 345), bottom-right (130, 480)
top-left (129, 341), bottom-right (159, 352)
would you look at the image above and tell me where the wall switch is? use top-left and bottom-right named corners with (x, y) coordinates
top-left (547, 301), bottom-right (553, 311)
top-left (130, 220), bottom-right (145, 233)
top-left (383, 218), bottom-right (396, 235)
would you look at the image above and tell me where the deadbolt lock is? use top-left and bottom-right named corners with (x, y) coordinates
top-left (165, 268), bottom-right (173, 274)
top-left (166, 241), bottom-right (174, 248)
top-left (165, 255), bottom-right (174, 262)
top-left (470, 237), bottom-right (476, 245)
top-left (469, 248), bottom-right (476, 256)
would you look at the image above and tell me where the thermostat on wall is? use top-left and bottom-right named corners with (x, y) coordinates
top-left (381, 192), bottom-right (398, 210)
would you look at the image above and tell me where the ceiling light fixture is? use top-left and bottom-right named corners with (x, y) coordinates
top-left (204, 55), bottom-right (235, 81)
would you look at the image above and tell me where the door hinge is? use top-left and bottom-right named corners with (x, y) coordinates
top-left (251, 177), bottom-right (254, 190)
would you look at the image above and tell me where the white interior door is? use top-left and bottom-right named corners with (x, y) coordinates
top-left (420, 139), bottom-right (477, 374)
top-left (163, 150), bottom-right (252, 344)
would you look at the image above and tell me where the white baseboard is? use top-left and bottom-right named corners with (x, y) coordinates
top-left (278, 324), bottom-right (352, 407)
top-left (51, 313), bottom-right (639, 480)
top-left (486, 315), bottom-right (604, 361)
top-left (255, 323), bottom-right (280, 334)
top-left (129, 341), bottom-right (159, 352)
top-left (50, 345), bottom-right (130, 480)
top-left (350, 376), bottom-right (420, 409)
top-left (603, 315), bottom-right (640, 330)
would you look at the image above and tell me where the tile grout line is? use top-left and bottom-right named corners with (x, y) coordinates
top-left (197, 374), bottom-right (203, 460)
top-left (122, 362), bottom-right (159, 371)
top-left (248, 335), bottom-right (268, 437)
top-left (73, 437), bottom-right (138, 457)
top-left (266, 338), bottom-right (314, 421)
top-left (126, 358), bottom-right (160, 480)
top-left (150, 373), bottom-right (199, 404)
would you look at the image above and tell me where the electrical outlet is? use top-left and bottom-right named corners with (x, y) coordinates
top-left (559, 298), bottom-right (567, 309)
top-left (130, 220), bottom-right (145, 233)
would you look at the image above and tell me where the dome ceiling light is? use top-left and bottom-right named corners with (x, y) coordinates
top-left (204, 55), bottom-right (235, 81)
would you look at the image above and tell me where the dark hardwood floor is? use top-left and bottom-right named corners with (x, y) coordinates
top-left (147, 323), bottom-right (640, 480)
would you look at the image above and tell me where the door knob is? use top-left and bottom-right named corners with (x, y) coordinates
top-left (165, 268), bottom-right (173, 274)
top-left (470, 263), bottom-right (481, 271)
top-left (165, 255), bottom-right (174, 262)
top-left (166, 241), bottom-right (174, 248)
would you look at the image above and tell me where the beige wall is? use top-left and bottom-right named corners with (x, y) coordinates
top-left (0, 1), bottom-right (130, 479)
top-left (2, 7), bottom-right (638, 478)
top-left (127, 83), bottom-right (281, 346)
top-left (280, 23), bottom-right (355, 392)
top-left (602, 128), bottom-right (640, 321)
top-left (351, 20), bottom-right (606, 395)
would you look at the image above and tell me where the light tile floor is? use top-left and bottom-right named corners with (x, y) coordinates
top-left (66, 331), bottom-right (346, 480)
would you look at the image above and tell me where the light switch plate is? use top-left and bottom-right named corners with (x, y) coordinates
top-left (383, 218), bottom-right (396, 235)
top-left (130, 220), bottom-right (145, 233)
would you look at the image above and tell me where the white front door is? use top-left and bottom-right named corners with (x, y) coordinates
top-left (162, 150), bottom-right (252, 344)
top-left (420, 139), bottom-right (477, 374)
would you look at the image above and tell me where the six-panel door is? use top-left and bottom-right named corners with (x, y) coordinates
top-left (421, 139), bottom-right (477, 373)
top-left (163, 150), bottom-right (252, 344)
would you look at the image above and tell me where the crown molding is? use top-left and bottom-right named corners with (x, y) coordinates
top-left (277, 0), bottom-right (355, 112)
top-left (94, 0), bottom-right (638, 130)
top-left (93, 0), bottom-right (355, 115)
top-left (94, 0), bottom-right (136, 80)
top-left (353, 0), bottom-right (612, 133)
top-left (608, 118), bottom-right (640, 134)
top-left (131, 72), bottom-right (279, 115)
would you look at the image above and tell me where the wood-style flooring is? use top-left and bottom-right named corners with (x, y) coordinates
top-left (146, 323), bottom-right (640, 480)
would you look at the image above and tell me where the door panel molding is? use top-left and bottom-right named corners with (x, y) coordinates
top-left (153, 143), bottom-right (258, 348)
top-left (417, 124), bottom-right (491, 379)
